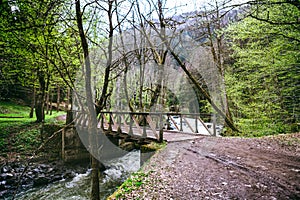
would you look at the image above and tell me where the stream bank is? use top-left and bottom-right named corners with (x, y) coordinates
top-left (0, 160), bottom-right (89, 199)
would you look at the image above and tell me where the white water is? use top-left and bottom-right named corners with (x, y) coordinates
top-left (15, 150), bottom-right (140, 200)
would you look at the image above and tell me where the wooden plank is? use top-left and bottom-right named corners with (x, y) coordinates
top-left (169, 116), bottom-right (180, 131)
top-left (131, 115), bottom-right (143, 135)
top-left (198, 117), bottom-right (213, 135)
top-left (121, 115), bottom-right (129, 133)
top-left (111, 114), bottom-right (119, 131)
top-left (102, 114), bottom-right (109, 128)
top-left (183, 116), bottom-right (195, 133)
top-left (146, 115), bottom-right (158, 139)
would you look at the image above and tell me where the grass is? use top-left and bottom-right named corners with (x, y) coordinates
top-left (0, 100), bottom-right (66, 158)
top-left (108, 171), bottom-right (152, 200)
top-left (141, 141), bottom-right (167, 151)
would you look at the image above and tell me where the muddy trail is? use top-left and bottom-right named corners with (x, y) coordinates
top-left (119, 133), bottom-right (300, 199)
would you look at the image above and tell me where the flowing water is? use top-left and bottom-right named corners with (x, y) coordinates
top-left (15, 150), bottom-right (140, 200)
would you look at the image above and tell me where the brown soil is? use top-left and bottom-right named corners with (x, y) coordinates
top-left (121, 133), bottom-right (300, 199)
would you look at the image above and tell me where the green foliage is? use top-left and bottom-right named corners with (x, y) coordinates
top-left (0, 0), bottom-right (80, 104)
top-left (0, 101), bottom-right (65, 156)
top-left (225, 1), bottom-right (300, 136)
top-left (111, 171), bottom-right (152, 199)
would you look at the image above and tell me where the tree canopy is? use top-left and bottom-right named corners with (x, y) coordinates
top-left (225, 0), bottom-right (300, 136)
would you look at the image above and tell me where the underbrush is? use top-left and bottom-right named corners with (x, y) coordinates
top-left (0, 100), bottom-right (65, 159)
top-left (223, 117), bottom-right (299, 138)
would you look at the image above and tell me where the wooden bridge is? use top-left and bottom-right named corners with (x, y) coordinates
top-left (74, 111), bottom-right (218, 144)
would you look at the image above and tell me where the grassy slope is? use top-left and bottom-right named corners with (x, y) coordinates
top-left (0, 101), bottom-right (65, 159)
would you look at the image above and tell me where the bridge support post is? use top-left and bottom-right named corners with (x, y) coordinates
top-left (61, 125), bottom-right (90, 163)
top-left (117, 113), bottom-right (122, 134)
top-left (159, 113), bottom-right (163, 143)
top-left (100, 113), bottom-right (104, 130)
top-left (108, 112), bottom-right (113, 132)
top-left (180, 114), bottom-right (183, 131)
top-left (129, 114), bottom-right (133, 136)
top-left (142, 114), bottom-right (147, 138)
top-left (167, 115), bottom-right (171, 130)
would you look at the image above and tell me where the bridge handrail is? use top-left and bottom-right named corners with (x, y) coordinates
top-left (72, 110), bottom-right (212, 116)
top-left (73, 110), bottom-right (216, 141)
top-left (96, 111), bottom-right (212, 117)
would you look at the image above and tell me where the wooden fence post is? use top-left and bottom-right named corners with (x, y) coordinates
top-left (117, 113), bottom-right (122, 134)
top-left (142, 114), bottom-right (147, 138)
top-left (180, 114), bottom-right (183, 131)
top-left (108, 112), bottom-right (113, 132)
top-left (159, 113), bottom-right (163, 142)
top-left (100, 113), bottom-right (104, 130)
top-left (129, 114), bottom-right (133, 136)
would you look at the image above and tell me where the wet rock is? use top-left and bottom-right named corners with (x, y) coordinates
top-left (33, 168), bottom-right (40, 173)
top-left (51, 175), bottom-right (62, 182)
top-left (40, 164), bottom-right (49, 170)
top-left (1, 166), bottom-right (10, 173)
top-left (5, 173), bottom-right (14, 179)
top-left (47, 167), bottom-right (54, 173)
top-left (0, 181), bottom-right (6, 190)
top-left (33, 175), bottom-right (50, 186)
top-left (0, 190), bottom-right (8, 197)
top-left (4, 184), bottom-right (13, 189)
top-left (27, 171), bottom-right (33, 176)
top-left (0, 173), bottom-right (8, 180)
top-left (63, 171), bottom-right (76, 179)
top-left (0, 160), bottom-right (89, 198)
top-left (6, 177), bottom-right (17, 186)
top-left (21, 177), bottom-right (32, 186)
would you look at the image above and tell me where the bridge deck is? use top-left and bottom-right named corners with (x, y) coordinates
top-left (103, 124), bottom-right (206, 142)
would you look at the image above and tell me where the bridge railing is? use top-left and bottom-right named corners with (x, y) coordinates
top-left (165, 113), bottom-right (214, 135)
top-left (98, 111), bottom-right (164, 142)
top-left (73, 110), bottom-right (216, 142)
top-left (98, 112), bottom-right (216, 140)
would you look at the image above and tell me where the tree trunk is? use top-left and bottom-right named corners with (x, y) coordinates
top-left (50, 90), bottom-right (53, 115)
top-left (56, 85), bottom-right (60, 112)
top-left (35, 95), bottom-right (43, 122)
top-left (29, 87), bottom-right (36, 118)
top-left (46, 90), bottom-right (50, 114)
top-left (95, 1), bottom-right (114, 114)
top-left (75, 1), bottom-right (100, 199)
top-left (66, 89), bottom-right (73, 125)
top-left (65, 87), bottom-right (70, 111)
top-left (35, 70), bottom-right (46, 123)
top-left (123, 68), bottom-right (134, 112)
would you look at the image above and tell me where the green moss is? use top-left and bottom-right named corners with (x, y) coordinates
top-left (108, 171), bottom-right (152, 200)
top-left (141, 141), bottom-right (167, 152)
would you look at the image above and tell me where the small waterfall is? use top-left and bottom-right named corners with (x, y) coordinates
top-left (15, 150), bottom-right (140, 200)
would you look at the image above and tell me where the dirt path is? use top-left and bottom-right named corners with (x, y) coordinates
top-left (121, 133), bottom-right (300, 199)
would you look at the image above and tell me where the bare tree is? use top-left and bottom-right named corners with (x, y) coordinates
top-left (140, 0), bottom-right (239, 131)
top-left (75, 0), bottom-right (100, 199)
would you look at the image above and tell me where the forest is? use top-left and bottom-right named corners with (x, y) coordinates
top-left (0, 0), bottom-right (299, 199)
